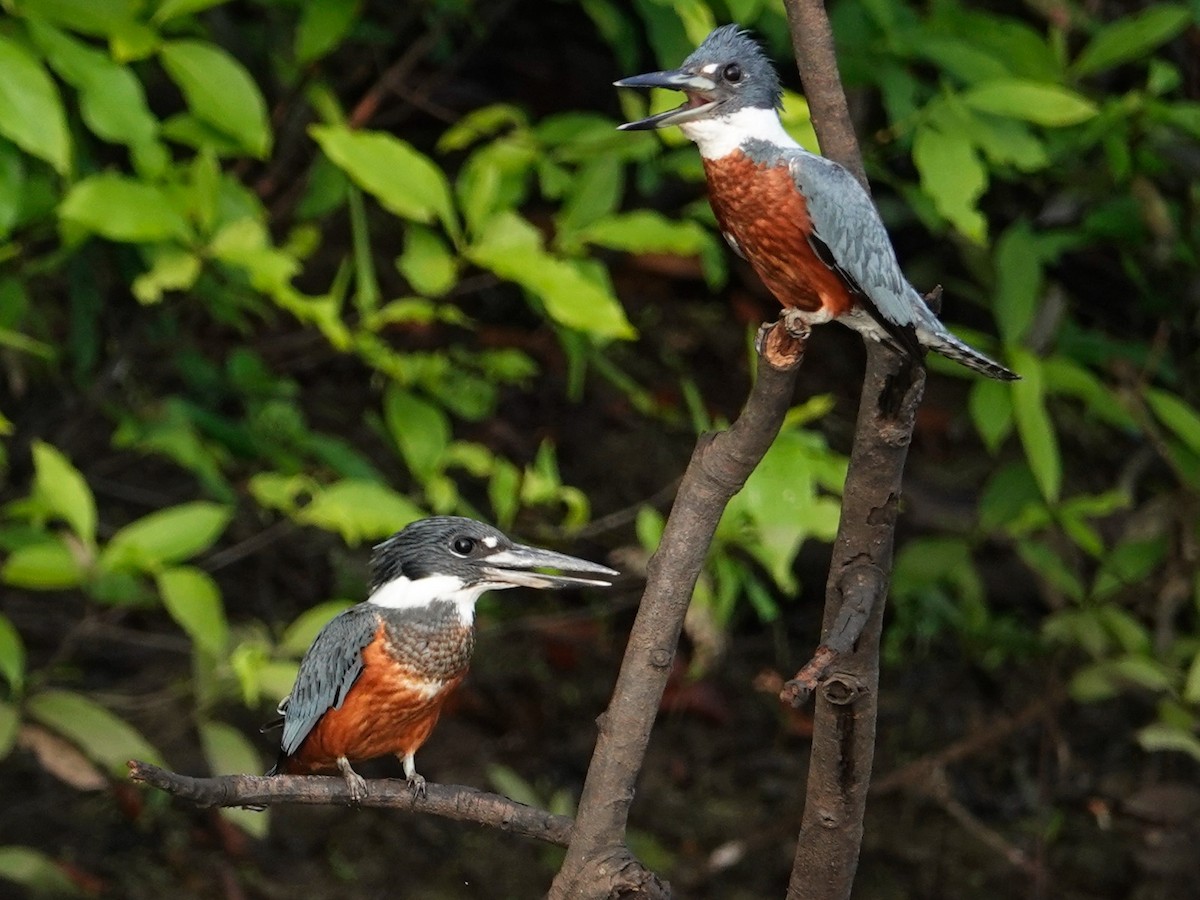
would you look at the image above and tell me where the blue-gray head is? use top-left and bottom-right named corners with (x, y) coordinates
top-left (369, 516), bottom-right (618, 597)
top-left (615, 25), bottom-right (783, 131)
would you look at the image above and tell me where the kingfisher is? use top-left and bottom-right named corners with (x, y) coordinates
top-left (615, 25), bottom-right (1018, 381)
top-left (266, 516), bottom-right (618, 800)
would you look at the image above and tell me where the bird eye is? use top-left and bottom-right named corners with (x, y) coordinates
top-left (450, 536), bottom-right (476, 556)
top-left (723, 63), bottom-right (742, 83)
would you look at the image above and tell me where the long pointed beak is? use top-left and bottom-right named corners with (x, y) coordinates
top-left (614, 69), bottom-right (721, 130)
top-left (479, 544), bottom-right (619, 590)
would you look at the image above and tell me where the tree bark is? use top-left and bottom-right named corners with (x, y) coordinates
top-left (128, 761), bottom-right (573, 845)
top-left (780, 1), bottom-right (926, 898)
top-left (548, 331), bottom-right (806, 899)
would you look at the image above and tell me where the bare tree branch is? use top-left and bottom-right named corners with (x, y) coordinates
top-left (548, 326), bottom-right (807, 900)
top-left (779, 1), bottom-right (927, 898)
top-left (127, 761), bottom-right (573, 846)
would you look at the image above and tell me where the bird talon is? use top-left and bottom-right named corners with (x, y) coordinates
top-left (781, 309), bottom-right (813, 341)
top-left (753, 322), bottom-right (774, 356)
top-left (337, 756), bottom-right (368, 804)
top-left (407, 773), bottom-right (427, 799)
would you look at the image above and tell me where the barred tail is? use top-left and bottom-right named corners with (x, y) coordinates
top-left (922, 328), bottom-right (1019, 381)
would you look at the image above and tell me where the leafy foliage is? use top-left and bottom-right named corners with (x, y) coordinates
top-left (0, 0), bottom-right (1197, 892)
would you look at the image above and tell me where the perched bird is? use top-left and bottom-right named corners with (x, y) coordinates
top-left (615, 25), bottom-right (1018, 381)
top-left (267, 516), bottom-right (618, 800)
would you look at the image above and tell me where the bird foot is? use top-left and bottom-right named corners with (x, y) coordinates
top-left (337, 757), bottom-right (368, 803)
top-left (780, 308), bottom-right (813, 341)
top-left (755, 314), bottom-right (808, 369)
top-left (407, 772), bottom-right (427, 799)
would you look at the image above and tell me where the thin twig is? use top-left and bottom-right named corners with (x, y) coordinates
top-left (127, 761), bottom-right (573, 846)
top-left (921, 769), bottom-right (1038, 877)
top-left (871, 687), bottom-right (1066, 796)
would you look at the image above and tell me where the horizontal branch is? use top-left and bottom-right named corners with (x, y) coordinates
top-left (127, 761), bottom-right (573, 846)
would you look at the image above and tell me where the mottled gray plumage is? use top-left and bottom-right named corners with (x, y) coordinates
top-left (277, 601), bottom-right (475, 758)
top-left (681, 24), bottom-right (782, 113)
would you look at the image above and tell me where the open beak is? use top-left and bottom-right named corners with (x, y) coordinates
top-left (479, 544), bottom-right (619, 590)
top-left (614, 69), bottom-right (721, 130)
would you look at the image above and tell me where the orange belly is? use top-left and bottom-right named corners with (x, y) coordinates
top-left (703, 151), bottom-right (854, 317)
top-left (283, 628), bottom-right (465, 775)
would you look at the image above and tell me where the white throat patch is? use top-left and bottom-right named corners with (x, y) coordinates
top-left (680, 106), bottom-right (801, 160)
top-left (367, 575), bottom-right (504, 627)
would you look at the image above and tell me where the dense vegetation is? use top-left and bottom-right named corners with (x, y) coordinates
top-left (1, 0), bottom-right (1197, 895)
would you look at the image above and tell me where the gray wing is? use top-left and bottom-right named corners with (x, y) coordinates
top-left (788, 151), bottom-right (933, 342)
top-left (279, 603), bottom-right (380, 756)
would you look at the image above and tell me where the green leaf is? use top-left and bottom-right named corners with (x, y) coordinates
top-left (1185, 651), bottom-right (1200, 704)
top-left (0, 846), bottom-right (79, 896)
top-left (1042, 358), bottom-right (1136, 431)
top-left (311, 125), bottom-right (459, 239)
top-left (467, 212), bottom-right (636, 340)
top-left (296, 480), bottom-right (424, 544)
top-left (396, 225), bottom-right (457, 297)
top-left (0, 34), bottom-right (71, 174)
top-left (969, 378), bottom-right (1014, 453)
top-left (132, 247), bottom-right (202, 303)
top-left (962, 79), bottom-right (1098, 126)
top-left (1137, 722), bottom-right (1200, 762)
top-left (993, 221), bottom-right (1041, 345)
top-left (578, 210), bottom-right (713, 257)
top-left (1111, 655), bottom-right (1175, 692)
top-left (278, 600), bottom-right (355, 656)
top-left (26, 689), bottom-right (164, 774)
top-left (1145, 388), bottom-right (1200, 456)
top-left (156, 566), bottom-right (229, 656)
top-left (487, 458), bottom-right (520, 528)
top-left (1093, 537), bottom-right (1168, 600)
top-left (295, 0), bottom-right (361, 63)
top-left (59, 174), bottom-right (191, 243)
top-left (100, 502), bottom-right (231, 573)
top-left (1009, 350), bottom-right (1061, 503)
top-left (1017, 539), bottom-right (1083, 600)
top-left (558, 158), bottom-right (623, 234)
top-left (722, 428), bottom-right (844, 593)
top-left (0, 145), bottom-right (23, 236)
top-left (1069, 663), bottom-right (1119, 702)
top-left (486, 763), bottom-right (543, 807)
top-left (0, 702), bottom-right (16, 759)
top-left (0, 614), bottom-right (25, 693)
top-left (383, 385), bottom-right (450, 482)
top-left (198, 720), bottom-right (268, 837)
top-left (30, 441), bottom-right (96, 544)
top-left (15, 0), bottom-right (139, 35)
top-left (1, 539), bottom-right (86, 590)
top-left (159, 40), bottom-right (270, 157)
top-left (152, 0), bottom-right (232, 23)
top-left (1074, 6), bottom-right (1192, 77)
top-left (28, 20), bottom-right (158, 151)
top-left (912, 123), bottom-right (987, 242)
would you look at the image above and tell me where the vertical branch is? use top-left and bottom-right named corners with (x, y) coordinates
top-left (782, 0), bottom-right (866, 189)
top-left (780, 1), bottom-right (926, 898)
top-left (549, 336), bottom-right (806, 900)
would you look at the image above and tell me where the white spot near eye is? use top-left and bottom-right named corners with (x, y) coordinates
top-left (700, 63), bottom-right (718, 74)
top-left (482, 535), bottom-right (498, 549)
